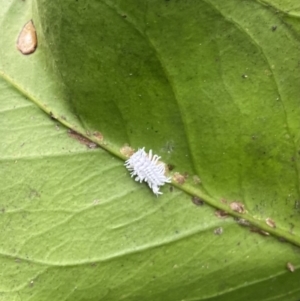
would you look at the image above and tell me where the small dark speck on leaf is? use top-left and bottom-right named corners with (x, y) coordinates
top-left (250, 227), bottom-right (269, 236)
top-left (29, 189), bottom-right (40, 199)
top-left (242, 74), bottom-right (248, 79)
top-left (50, 111), bottom-right (57, 120)
top-left (191, 196), bottom-right (204, 206)
top-left (271, 25), bottom-right (277, 31)
top-left (278, 237), bottom-right (287, 243)
top-left (215, 210), bottom-right (228, 219)
top-left (88, 143), bottom-right (97, 149)
top-left (167, 164), bottom-right (175, 171)
top-left (214, 227), bottom-right (223, 235)
top-left (169, 186), bottom-right (174, 192)
top-left (235, 217), bottom-right (251, 227)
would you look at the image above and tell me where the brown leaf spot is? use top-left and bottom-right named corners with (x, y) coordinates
top-left (172, 172), bottom-right (186, 185)
top-left (215, 210), bottom-right (228, 219)
top-left (191, 196), bottom-right (204, 206)
top-left (167, 164), bottom-right (175, 171)
top-left (17, 20), bottom-right (37, 55)
top-left (93, 131), bottom-right (103, 142)
top-left (120, 144), bottom-right (135, 158)
top-left (286, 262), bottom-right (295, 272)
top-left (265, 217), bottom-right (276, 228)
top-left (271, 25), bottom-right (277, 31)
top-left (50, 111), bottom-right (57, 120)
top-left (230, 201), bottom-right (246, 214)
top-left (250, 227), bottom-right (269, 236)
top-left (235, 218), bottom-right (251, 227)
top-left (68, 130), bottom-right (97, 149)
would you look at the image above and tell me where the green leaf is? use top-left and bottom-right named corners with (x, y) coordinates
top-left (1, 0), bottom-right (300, 300)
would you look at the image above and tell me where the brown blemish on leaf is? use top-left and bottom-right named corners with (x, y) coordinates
top-left (173, 172), bottom-right (186, 185)
top-left (17, 20), bottom-right (37, 54)
top-left (120, 144), bottom-right (135, 158)
top-left (215, 210), bottom-right (228, 219)
top-left (163, 163), bottom-right (172, 174)
top-left (68, 130), bottom-right (97, 149)
top-left (235, 217), bottom-right (251, 227)
top-left (230, 201), bottom-right (246, 214)
top-left (167, 164), bottom-right (175, 171)
top-left (265, 217), bottom-right (276, 228)
top-left (191, 196), bottom-right (204, 206)
top-left (286, 262), bottom-right (295, 272)
top-left (93, 131), bottom-right (103, 142)
top-left (50, 111), bottom-right (57, 120)
top-left (250, 227), bottom-right (269, 236)
top-left (214, 227), bottom-right (223, 235)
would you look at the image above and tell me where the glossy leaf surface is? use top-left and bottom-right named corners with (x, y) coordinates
top-left (0, 0), bottom-right (300, 300)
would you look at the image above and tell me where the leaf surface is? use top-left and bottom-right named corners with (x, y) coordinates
top-left (0, 0), bottom-right (300, 300)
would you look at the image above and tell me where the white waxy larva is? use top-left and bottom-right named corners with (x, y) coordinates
top-left (125, 148), bottom-right (171, 196)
